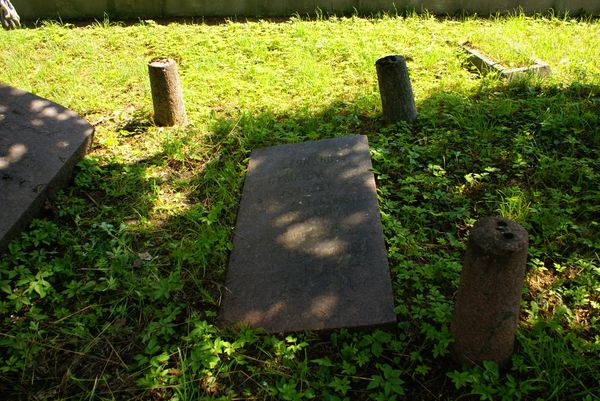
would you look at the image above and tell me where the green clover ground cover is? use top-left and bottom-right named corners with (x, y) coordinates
top-left (0, 13), bottom-right (599, 400)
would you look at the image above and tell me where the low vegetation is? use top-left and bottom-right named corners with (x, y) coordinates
top-left (0, 12), bottom-right (599, 400)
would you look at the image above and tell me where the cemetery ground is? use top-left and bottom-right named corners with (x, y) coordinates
top-left (0, 12), bottom-right (599, 401)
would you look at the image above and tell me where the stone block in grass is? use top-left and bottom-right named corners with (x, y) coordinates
top-left (0, 84), bottom-right (94, 253)
top-left (220, 135), bottom-right (396, 333)
top-left (460, 41), bottom-right (551, 80)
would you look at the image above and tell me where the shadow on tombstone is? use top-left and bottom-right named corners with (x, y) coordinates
top-left (0, 84), bottom-right (94, 253)
top-left (218, 135), bottom-right (396, 334)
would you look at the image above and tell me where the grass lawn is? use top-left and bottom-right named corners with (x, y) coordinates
top-left (1, 12), bottom-right (599, 401)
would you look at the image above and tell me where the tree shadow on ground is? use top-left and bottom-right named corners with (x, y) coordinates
top-left (2, 77), bottom-right (599, 399)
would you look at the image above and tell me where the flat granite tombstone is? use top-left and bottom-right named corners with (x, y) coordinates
top-left (220, 135), bottom-right (396, 333)
top-left (0, 84), bottom-right (94, 252)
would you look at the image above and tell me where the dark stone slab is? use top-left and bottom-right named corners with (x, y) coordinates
top-left (220, 135), bottom-right (396, 333)
top-left (0, 84), bottom-right (94, 253)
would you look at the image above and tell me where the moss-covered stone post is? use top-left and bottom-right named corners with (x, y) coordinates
top-left (375, 55), bottom-right (417, 124)
top-left (451, 217), bottom-right (528, 366)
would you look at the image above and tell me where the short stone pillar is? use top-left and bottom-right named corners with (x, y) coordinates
top-left (375, 55), bottom-right (418, 124)
top-left (451, 217), bottom-right (528, 366)
top-left (148, 58), bottom-right (188, 126)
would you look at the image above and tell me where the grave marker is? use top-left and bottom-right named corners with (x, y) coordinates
top-left (451, 217), bottom-right (529, 366)
top-left (0, 84), bottom-right (94, 252)
top-left (220, 135), bottom-right (396, 333)
top-left (459, 41), bottom-right (551, 80)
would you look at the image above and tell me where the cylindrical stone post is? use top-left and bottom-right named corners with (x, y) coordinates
top-left (451, 216), bottom-right (528, 367)
top-left (375, 55), bottom-right (418, 124)
top-left (148, 58), bottom-right (188, 126)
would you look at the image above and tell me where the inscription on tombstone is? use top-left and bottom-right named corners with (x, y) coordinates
top-left (220, 135), bottom-right (396, 333)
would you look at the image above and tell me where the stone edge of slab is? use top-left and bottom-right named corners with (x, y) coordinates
top-left (459, 41), bottom-right (551, 80)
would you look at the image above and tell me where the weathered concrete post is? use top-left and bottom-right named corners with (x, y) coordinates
top-left (375, 55), bottom-right (418, 124)
top-left (451, 217), bottom-right (528, 367)
top-left (148, 58), bottom-right (188, 126)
